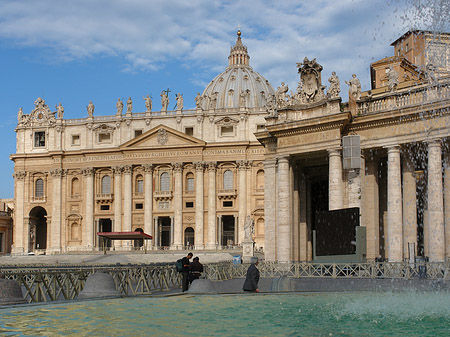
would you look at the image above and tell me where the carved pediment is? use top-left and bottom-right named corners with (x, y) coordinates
top-left (121, 124), bottom-right (205, 149)
top-left (214, 116), bottom-right (239, 126)
top-left (92, 124), bottom-right (115, 133)
top-left (21, 97), bottom-right (57, 127)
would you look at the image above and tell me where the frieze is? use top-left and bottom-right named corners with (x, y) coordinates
top-left (278, 130), bottom-right (339, 147)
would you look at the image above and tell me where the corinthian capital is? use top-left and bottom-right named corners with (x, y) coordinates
top-left (112, 166), bottom-right (123, 175)
top-left (206, 161), bottom-right (217, 171)
top-left (122, 165), bottom-right (132, 174)
top-left (194, 161), bottom-right (204, 171)
top-left (237, 160), bottom-right (249, 170)
top-left (50, 168), bottom-right (64, 177)
top-left (143, 164), bottom-right (154, 173)
top-left (173, 162), bottom-right (183, 172)
top-left (14, 171), bottom-right (27, 180)
top-left (82, 167), bottom-right (95, 176)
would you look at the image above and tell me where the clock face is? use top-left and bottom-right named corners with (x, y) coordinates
top-left (37, 113), bottom-right (44, 119)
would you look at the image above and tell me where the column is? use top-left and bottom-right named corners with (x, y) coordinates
top-left (299, 172), bottom-right (308, 261)
top-left (113, 166), bottom-right (123, 249)
top-left (83, 167), bottom-right (94, 250)
top-left (173, 163), bottom-right (183, 249)
top-left (50, 169), bottom-right (63, 253)
top-left (194, 162), bottom-right (204, 249)
top-left (362, 159), bottom-right (380, 260)
top-left (328, 149), bottom-right (343, 210)
top-left (123, 165), bottom-right (132, 249)
top-left (292, 163), bottom-right (300, 261)
top-left (237, 160), bottom-right (247, 244)
top-left (12, 171), bottom-right (26, 254)
top-left (427, 140), bottom-right (445, 262)
top-left (143, 164), bottom-right (153, 248)
top-left (387, 146), bottom-right (403, 262)
top-left (206, 162), bottom-right (217, 249)
top-left (264, 159), bottom-right (277, 261)
top-left (402, 153), bottom-right (417, 259)
top-left (154, 217), bottom-right (159, 248)
top-left (444, 158), bottom-right (450, 260)
top-left (277, 157), bottom-right (291, 262)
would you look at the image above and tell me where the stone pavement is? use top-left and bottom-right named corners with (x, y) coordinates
top-left (0, 251), bottom-right (235, 266)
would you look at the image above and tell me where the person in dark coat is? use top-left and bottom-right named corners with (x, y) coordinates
top-left (189, 256), bottom-right (204, 284)
top-left (181, 252), bottom-right (193, 292)
top-left (243, 256), bottom-right (260, 292)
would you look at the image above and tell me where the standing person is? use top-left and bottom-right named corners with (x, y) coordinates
top-left (181, 252), bottom-right (193, 292)
top-left (189, 257), bottom-right (204, 284)
top-left (243, 256), bottom-right (260, 292)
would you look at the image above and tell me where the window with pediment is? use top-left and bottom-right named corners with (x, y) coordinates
top-left (35, 178), bottom-right (44, 197)
top-left (101, 175), bottom-right (111, 194)
top-left (160, 172), bottom-right (170, 192)
top-left (223, 170), bottom-right (233, 190)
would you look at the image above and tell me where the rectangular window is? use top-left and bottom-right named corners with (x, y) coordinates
top-left (221, 126), bottom-right (234, 137)
top-left (185, 202), bottom-right (194, 208)
top-left (256, 124), bottom-right (266, 132)
top-left (72, 134), bottom-right (80, 145)
top-left (223, 201), bottom-right (233, 207)
top-left (134, 129), bottom-right (143, 137)
top-left (137, 179), bottom-right (144, 193)
top-left (98, 133), bottom-right (111, 143)
top-left (34, 131), bottom-right (46, 147)
top-left (185, 127), bottom-right (194, 136)
top-left (187, 177), bottom-right (194, 191)
top-left (135, 203), bottom-right (144, 210)
top-left (100, 205), bottom-right (110, 211)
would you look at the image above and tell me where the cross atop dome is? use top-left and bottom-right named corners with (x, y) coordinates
top-left (228, 29), bottom-right (250, 67)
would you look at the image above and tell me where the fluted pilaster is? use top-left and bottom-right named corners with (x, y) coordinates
top-left (387, 146), bottom-right (403, 262)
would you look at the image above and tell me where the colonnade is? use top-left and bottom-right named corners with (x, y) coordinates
top-left (265, 139), bottom-right (449, 263)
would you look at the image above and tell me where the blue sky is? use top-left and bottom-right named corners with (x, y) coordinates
top-left (0, 0), bottom-right (441, 198)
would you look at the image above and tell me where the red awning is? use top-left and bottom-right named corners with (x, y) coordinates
top-left (97, 231), bottom-right (153, 240)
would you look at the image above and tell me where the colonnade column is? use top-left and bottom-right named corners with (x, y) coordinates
top-left (194, 162), bottom-right (204, 249)
top-left (328, 149), bottom-right (343, 210)
top-left (238, 160), bottom-right (247, 244)
top-left (444, 157), bottom-right (450, 261)
top-left (112, 166), bottom-right (123, 249)
top-left (83, 167), bottom-right (94, 250)
top-left (387, 146), bottom-right (403, 262)
top-left (12, 171), bottom-right (26, 254)
top-left (277, 157), bottom-right (291, 262)
top-left (173, 163), bottom-right (183, 249)
top-left (402, 153), bottom-right (417, 259)
top-left (427, 140), bottom-right (445, 262)
top-left (143, 164), bottom-right (153, 248)
top-left (264, 159), bottom-right (277, 261)
top-left (206, 162), bottom-right (217, 249)
top-left (50, 168), bottom-right (63, 253)
top-left (362, 159), bottom-right (379, 260)
top-left (123, 165), bottom-right (132, 249)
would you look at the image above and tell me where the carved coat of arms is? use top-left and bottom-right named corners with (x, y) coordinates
top-left (157, 129), bottom-right (168, 145)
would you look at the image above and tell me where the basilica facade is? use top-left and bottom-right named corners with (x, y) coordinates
top-left (11, 30), bottom-right (450, 263)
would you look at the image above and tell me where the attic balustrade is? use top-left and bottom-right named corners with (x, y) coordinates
top-left (0, 261), bottom-right (447, 303)
top-left (357, 80), bottom-right (450, 115)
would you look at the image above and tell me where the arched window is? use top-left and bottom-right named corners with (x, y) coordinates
top-left (71, 178), bottom-right (80, 196)
top-left (223, 170), bottom-right (233, 190)
top-left (101, 175), bottom-right (111, 194)
top-left (160, 172), bottom-right (170, 191)
top-left (256, 170), bottom-right (264, 189)
top-left (186, 172), bottom-right (194, 192)
top-left (136, 175), bottom-right (144, 193)
top-left (35, 178), bottom-right (44, 197)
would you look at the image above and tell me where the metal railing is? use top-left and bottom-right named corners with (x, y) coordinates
top-left (0, 264), bottom-right (181, 303)
top-left (1, 261), bottom-right (447, 303)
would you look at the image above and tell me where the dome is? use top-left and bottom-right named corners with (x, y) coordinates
top-left (200, 31), bottom-right (275, 110)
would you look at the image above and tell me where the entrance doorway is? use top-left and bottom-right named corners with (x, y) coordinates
top-left (134, 227), bottom-right (144, 248)
top-left (159, 217), bottom-right (171, 248)
top-left (184, 227), bottom-right (194, 248)
top-left (98, 218), bottom-right (112, 248)
top-left (221, 215), bottom-right (235, 246)
top-left (29, 206), bottom-right (47, 251)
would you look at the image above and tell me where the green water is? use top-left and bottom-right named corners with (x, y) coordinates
top-left (0, 292), bottom-right (449, 336)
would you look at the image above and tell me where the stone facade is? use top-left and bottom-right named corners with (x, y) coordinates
top-left (11, 31), bottom-right (271, 255)
top-left (0, 200), bottom-right (13, 256)
top-left (256, 31), bottom-right (450, 263)
top-left (10, 30), bottom-right (450, 263)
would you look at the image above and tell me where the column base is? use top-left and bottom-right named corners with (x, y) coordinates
top-left (11, 247), bottom-right (25, 256)
top-left (194, 244), bottom-right (204, 250)
top-left (170, 244), bottom-right (183, 250)
top-left (205, 243), bottom-right (217, 250)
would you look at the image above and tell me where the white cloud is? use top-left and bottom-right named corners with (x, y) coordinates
top-left (0, 0), bottom-right (431, 95)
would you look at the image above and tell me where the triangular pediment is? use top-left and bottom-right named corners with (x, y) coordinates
top-left (121, 124), bottom-right (205, 149)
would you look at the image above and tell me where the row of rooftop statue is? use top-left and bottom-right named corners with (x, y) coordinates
top-left (17, 57), bottom-right (407, 123)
